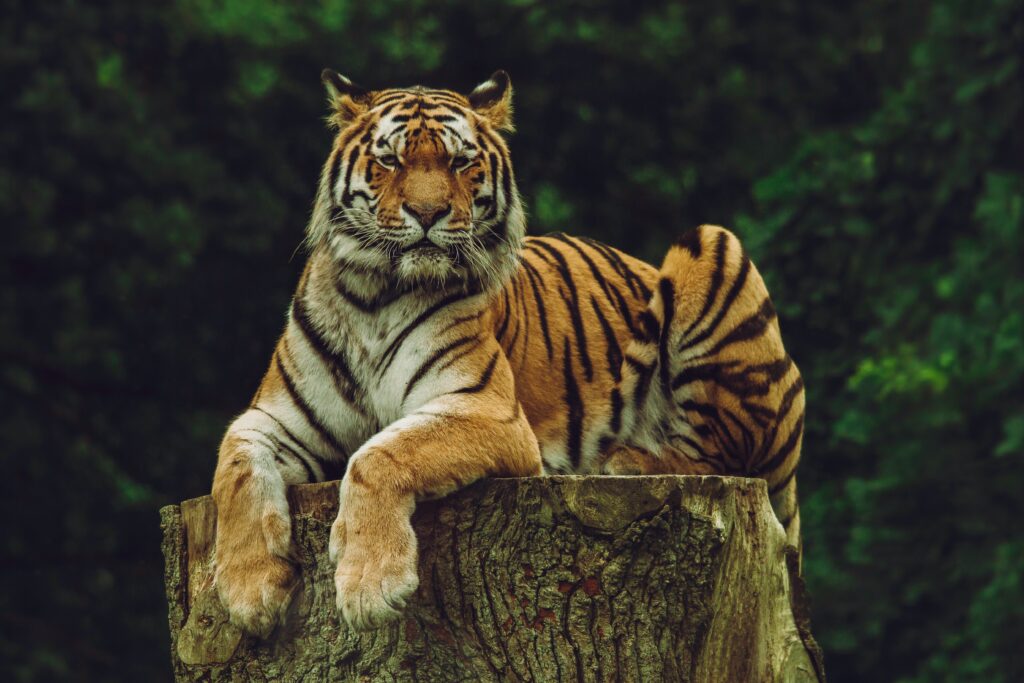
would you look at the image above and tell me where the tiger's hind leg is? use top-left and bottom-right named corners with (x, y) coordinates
top-left (617, 225), bottom-right (805, 548)
top-left (598, 442), bottom-right (719, 476)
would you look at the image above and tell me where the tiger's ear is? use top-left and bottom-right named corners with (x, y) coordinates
top-left (468, 70), bottom-right (514, 132)
top-left (321, 69), bottom-right (369, 129)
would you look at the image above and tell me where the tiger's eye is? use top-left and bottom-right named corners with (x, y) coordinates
top-left (452, 155), bottom-right (472, 170)
top-left (378, 154), bottom-right (399, 168)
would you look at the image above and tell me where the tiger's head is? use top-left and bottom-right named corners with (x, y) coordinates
top-left (307, 70), bottom-right (525, 293)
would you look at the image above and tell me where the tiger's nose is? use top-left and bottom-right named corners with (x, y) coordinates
top-left (403, 202), bottom-right (451, 229)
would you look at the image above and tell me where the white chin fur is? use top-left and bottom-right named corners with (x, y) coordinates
top-left (395, 249), bottom-right (463, 286)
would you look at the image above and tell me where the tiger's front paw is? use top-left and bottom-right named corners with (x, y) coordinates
top-left (215, 553), bottom-right (297, 638)
top-left (214, 509), bottom-right (298, 638)
top-left (330, 499), bottom-right (418, 631)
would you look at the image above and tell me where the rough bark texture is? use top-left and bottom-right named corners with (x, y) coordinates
top-left (160, 475), bottom-right (825, 682)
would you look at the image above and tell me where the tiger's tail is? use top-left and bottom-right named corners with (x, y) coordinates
top-left (619, 225), bottom-right (805, 551)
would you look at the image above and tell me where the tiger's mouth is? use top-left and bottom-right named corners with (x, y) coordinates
top-left (394, 242), bottom-right (468, 288)
top-left (400, 237), bottom-right (468, 268)
top-left (402, 237), bottom-right (447, 255)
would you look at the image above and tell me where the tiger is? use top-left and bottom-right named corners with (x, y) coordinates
top-left (211, 69), bottom-right (805, 635)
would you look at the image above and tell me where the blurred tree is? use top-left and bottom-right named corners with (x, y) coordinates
top-left (0, 0), bottom-right (1019, 680)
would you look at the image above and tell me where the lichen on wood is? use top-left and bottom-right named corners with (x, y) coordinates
top-left (160, 475), bottom-right (824, 682)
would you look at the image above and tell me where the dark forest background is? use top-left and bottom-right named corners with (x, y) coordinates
top-left (2, 0), bottom-right (1022, 680)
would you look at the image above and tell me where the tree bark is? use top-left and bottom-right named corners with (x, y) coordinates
top-left (160, 475), bottom-right (825, 682)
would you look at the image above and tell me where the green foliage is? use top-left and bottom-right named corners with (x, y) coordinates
top-left (1, 0), bottom-right (1020, 680)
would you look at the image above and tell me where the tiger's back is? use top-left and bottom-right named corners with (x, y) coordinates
top-left (493, 229), bottom-right (804, 547)
top-left (489, 234), bottom-right (656, 473)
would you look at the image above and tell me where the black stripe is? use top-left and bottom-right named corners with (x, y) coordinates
top-left (452, 350), bottom-right (500, 394)
top-left (679, 400), bottom-right (741, 462)
top-left (419, 93), bottom-right (467, 106)
top-left (264, 431), bottom-right (319, 482)
top-left (371, 92), bottom-right (411, 107)
top-left (609, 388), bottom-right (623, 433)
top-left (500, 152), bottom-right (513, 219)
top-left (769, 461), bottom-right (798, 496)
top-left (340, 146), bottom-right (362, 204)
top-left (704, 297), bottom-right (777, 356)
top-left (577, 236), bottom-right (639, 299)
top-left (373, 99), bottom-right (411, 118)
top-left (250, 406), bottom-right (323, 463)
top-left (625, 354), bottom-right (655, 408)
top-left (403, 335), bottom-right (480, 402)
top-left (523, 242), bottom-right (556, 266)
top-left (521, 257), bottom-right (554, 360)
top-left (755, 411), bottom-right (804, 477)
top-left (427, 101), bottom-right (473, 117)
top-left (273, 352), bottom-right (347, 457)
top-left (514, 272), bottom-right (530, 364)
top-left (378, 289), bottom-right (473, 374)
top-left (334, 276), bottom-right (404, 313)
top-left (669, 432), bottom-right (710, 460)
top-left (364, 155), bottom-right (375, 184)
top-left (682, 254), bottom-right (755, 354)
top-left (672, 356), bottom-right (792, 397)
top-left (327, 119), bottom-right (370, 197)
top-left (506, 299), bottom-right (523, 360)
top-left (678, 231), bottom-right (729, 346)
top-left (237, 430), bottom-right (319, 482)
top-left (657, 277), bottom-right (676, 397)
top-left (488, 152), bottom-right (499, 205)
top-left (563, 337), bottom-right (585, 469)
top-left (675, 226), bottom-right (703, 257)
top-left (438, 335), bottom-right (485, 372)
top-left (350, 189), bottom-right (374, 206)
top-left (495, 287), bottom-right (512, 341)
top-left (578, 237), bottom-right (652, 300)
top-left (607, 279), bottom-right (644, 339)
top-left (754, 375), bottom-right (806, 464)
top-left (478, 218), bottom-right (506, 248)
top-left (637, 310), bottom-right (660, 343)
top-left (743, 400), bottom-right (777, 429)
top-left (327, 148), bottom-right (344, 198)
top-left (589, 295), bottom-right (622, 381)
top-left (672, 361), bottom-right (735, 392)
top-left (291, 295), bottom-right (362, 408)
top-left (550, 234), bottom-right (620, 312)
top-left (439, 311), bottom-right (482, 335)
top-left (679, 397), bottom-right (745, 466)
top-left (529, 239), bottom-right (593, 382)
top-left (720, 405), bottom-right (757, 458)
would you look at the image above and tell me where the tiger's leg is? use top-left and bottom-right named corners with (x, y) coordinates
top-left (771, 474), bottom-right (802, 557)
top-left (599, 443), bottom-right (718, 476)
top-left (618, 225), bottom-right (805, 545)
top-left (329, 346), bottom-right (541, 631)
top-left (212, 400), bottom-right (331, 636)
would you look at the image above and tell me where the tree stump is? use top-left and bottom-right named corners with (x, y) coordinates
top-left (160, 475), bottom-right (825, 682)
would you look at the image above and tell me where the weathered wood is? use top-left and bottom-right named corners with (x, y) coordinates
top-left (160, 475), bottom-right (825, 682)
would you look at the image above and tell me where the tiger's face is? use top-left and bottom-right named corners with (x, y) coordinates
top-left (310, 70), bottom-right (524, 292)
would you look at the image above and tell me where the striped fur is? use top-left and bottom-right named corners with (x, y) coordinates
top-left (211, 72), bottom-right (805, 635)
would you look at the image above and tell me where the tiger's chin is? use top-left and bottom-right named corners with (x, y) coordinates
top-left (395, 247), bottom-right (468, 290)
